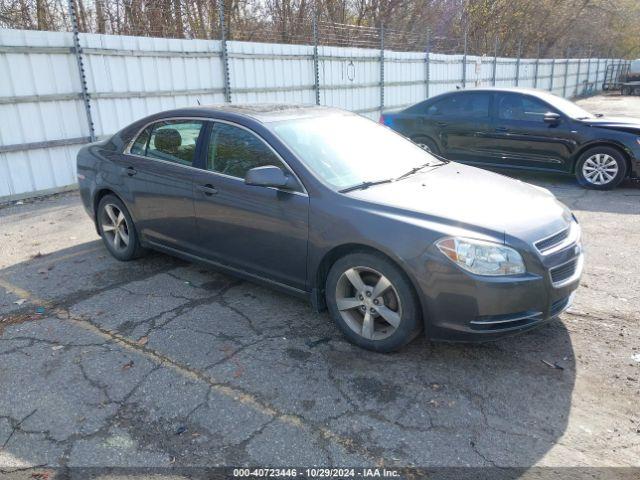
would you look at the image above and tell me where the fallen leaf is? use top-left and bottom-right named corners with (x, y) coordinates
top-left (137, 336), bottom-right (149, 346)
top-left (13, 299), bottom-right (27, 305)
top-left (122, 360), bottom-right (134, 370)
top-left (51, 345), bottom-right (64, 351)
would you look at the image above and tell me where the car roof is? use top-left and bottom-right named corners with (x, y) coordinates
top-left (150, 104), bottom-right (350, 124)
top-left (426, 86), bottom-right (560, 100)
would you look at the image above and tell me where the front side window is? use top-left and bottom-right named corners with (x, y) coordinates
top-left (497, 94), bottom-right (553, 122)
top-left (128, 120), bottom-right (204, 166)
top-left (207, 123), bottom-right (287, 179)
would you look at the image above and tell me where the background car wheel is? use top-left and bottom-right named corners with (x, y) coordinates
top-left (97, 194), bottom-right (145, 261)
top-left (325, 252), bottom-right (422, 352)
top-left (411, 136), bottom-right (439, 154)
top-left (575, 146), bottom-right (627, 190)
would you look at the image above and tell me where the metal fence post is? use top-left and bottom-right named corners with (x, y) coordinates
top-left (575, 54), bottom-right (582, 97)
top-left (595, 56), bottom-right (601, 91)
top-left (462, 27), bottom-right (467, 88)
top-left (312, 12), bottom-right (320, 106)
top-left (562, 48), bottom-right (570, 98)
top-left (379, 26), bottom-right (384, 115)
top-left (533, 43), bottom-right (540, 88)
top-left (549, 58), bottom-right (555, 92)
top-left (67, 0), bottom-right (95, 142)
top-left (514, 40), bottom-right (521, 87)
top-left (218, 0), bottom-right (231, 103)
top-left (425, 29), bottom-right (430, 99)
top-left (585, 47), bottom-right (592, 94)
top-left (492, 36), bottom-right (498, 86)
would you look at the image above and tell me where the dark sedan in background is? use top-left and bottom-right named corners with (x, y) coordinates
top-left (381, 87), bottom-right (640, 189)
top-left (77, 105), bottom-right (582, 352)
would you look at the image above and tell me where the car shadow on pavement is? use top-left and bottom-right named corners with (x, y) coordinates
top-left (0, 241), bottom-right (576, 472)
top-left (488, 168), bottom-right (640, 215)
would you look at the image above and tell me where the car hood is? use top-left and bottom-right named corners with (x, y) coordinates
top-left (347, 162), bottom-right (572, 243)
top-left (582, 116), bottom-right (640, 133)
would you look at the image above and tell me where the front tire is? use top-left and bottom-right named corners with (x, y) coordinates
top-left (325, 252), bottom-right (422, 352)
top-left (575, 147), bottom-right (627, 190)
top-left (97, 194), bottom-right (145, 261)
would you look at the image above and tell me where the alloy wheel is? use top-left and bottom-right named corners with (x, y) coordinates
top-left (582, 153), bottom-right (619, 186)
top-left (335, 266), bottom-right (402, 340)
top-left (101, 204), bottom-right (130, 251)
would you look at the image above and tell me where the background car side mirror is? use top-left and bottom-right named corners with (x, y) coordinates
top-left (543, 112), bottom-right (561, 124)
top-left (244, 165), bottom-right (299, 190)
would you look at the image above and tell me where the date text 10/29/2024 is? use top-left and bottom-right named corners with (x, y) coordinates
top-left (233, 468), bottom-right (401, 478)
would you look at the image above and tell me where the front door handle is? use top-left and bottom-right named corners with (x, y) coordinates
top-left (495, 126), bottom-right (509, 132)
top-left (436, 121), bottom-right (448, 127)
top-left (125, 166), bottom-right (137, 176)
top-left (198, 184), bottom-right (218, 196)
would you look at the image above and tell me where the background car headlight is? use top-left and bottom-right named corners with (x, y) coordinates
top-left (436, 237), bottom-right (525, 276)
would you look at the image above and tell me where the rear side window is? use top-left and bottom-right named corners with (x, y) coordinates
top-left (130, 127), bottom-right (150, 155)
top-left (207, 123), bottom-right (287, 179)
top-left (427, 93), bottom-right (489, 118)
top-left (128, 120), bottom-right (204, 166)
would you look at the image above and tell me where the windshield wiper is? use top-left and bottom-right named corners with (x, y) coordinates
top-left (339, 178), bottom-right (394, 193)
top-left (395, 162), bottom-right (433, 181)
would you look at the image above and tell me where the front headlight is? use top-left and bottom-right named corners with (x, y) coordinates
top-left (436, 237), bottom-right (525, 276)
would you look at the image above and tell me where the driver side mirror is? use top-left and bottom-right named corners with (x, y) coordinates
top-left (543, 112), bottom-right (561, 124)
top-left (244, 165), bottom-right (299, 191)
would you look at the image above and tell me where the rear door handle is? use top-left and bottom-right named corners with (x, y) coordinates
top-left (198, 184), bottom-right (218, 196)
top-left (125, 166), bottom-right (137, 176)
top-left (436, 121), bottom-right (448, 127)
top-left (495, 126), bottom-right (509, 132)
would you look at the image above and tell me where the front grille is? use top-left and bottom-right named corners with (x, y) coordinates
top-left (535, 228), bottom-right (570, 254)
top-left (550, 258), bottom-right (578, 285)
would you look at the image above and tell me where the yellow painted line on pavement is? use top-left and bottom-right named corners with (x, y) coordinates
top-left (0, 277), bottom-right (41, 302)
top-left (0, 277), bottom-right (379, 465)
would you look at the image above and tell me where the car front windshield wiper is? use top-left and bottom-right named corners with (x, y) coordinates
top-left (395, 162), bottom-right (433, 181)
top-left (338, 178), bottom-right (394, 193)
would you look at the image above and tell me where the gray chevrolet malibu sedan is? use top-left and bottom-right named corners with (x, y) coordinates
top-left (77, 104), bottom-right (583, 352)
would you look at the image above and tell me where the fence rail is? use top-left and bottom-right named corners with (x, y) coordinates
top-left (0, 22), bottom-right (630, 201)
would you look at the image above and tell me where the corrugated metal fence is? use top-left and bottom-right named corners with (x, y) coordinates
top-left (0, 27), bottom-right (626, 201)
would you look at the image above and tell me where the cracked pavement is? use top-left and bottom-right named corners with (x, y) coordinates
top-left (0, 94), bottom-right (639, 475)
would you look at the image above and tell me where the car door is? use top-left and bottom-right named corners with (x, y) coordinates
top-left (422, 92), bottom-right (494, 162)
top-left (118, 119), bottom-right (204, 252)
top-left (487, 93), bottom-right (574, 171)
top-left (190, 121), bottom-right (309, 291)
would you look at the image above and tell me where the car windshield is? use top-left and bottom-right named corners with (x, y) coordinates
top-left (539, 92), bottom-right (595, 119)
top-left (270, 113), bottom-right (441, 190)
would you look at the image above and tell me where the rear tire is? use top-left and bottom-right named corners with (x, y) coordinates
top-left (325, 252), bottom-right (422, 352)
top-left (575, 146), bottom-right (627, 190)
top-left (97, 194), bottom-right (145, 261)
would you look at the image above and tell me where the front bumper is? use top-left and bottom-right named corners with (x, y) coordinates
top-left (414, 233), bottom-right (583, 342)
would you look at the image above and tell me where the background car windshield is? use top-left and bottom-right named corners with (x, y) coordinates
top-left (271, 114), bottom-right (438, 190)
top-left (539, 93), bottom-right (595, 119)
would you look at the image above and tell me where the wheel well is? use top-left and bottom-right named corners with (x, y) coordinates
top-left (93, 188), bottom-right (118, 216)
top-left (572, 142), bottom-right (631, 176)
top-left (92, 189), bottom-right (122, 233)
top-left (313, 243), bottom-right (423, 316)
